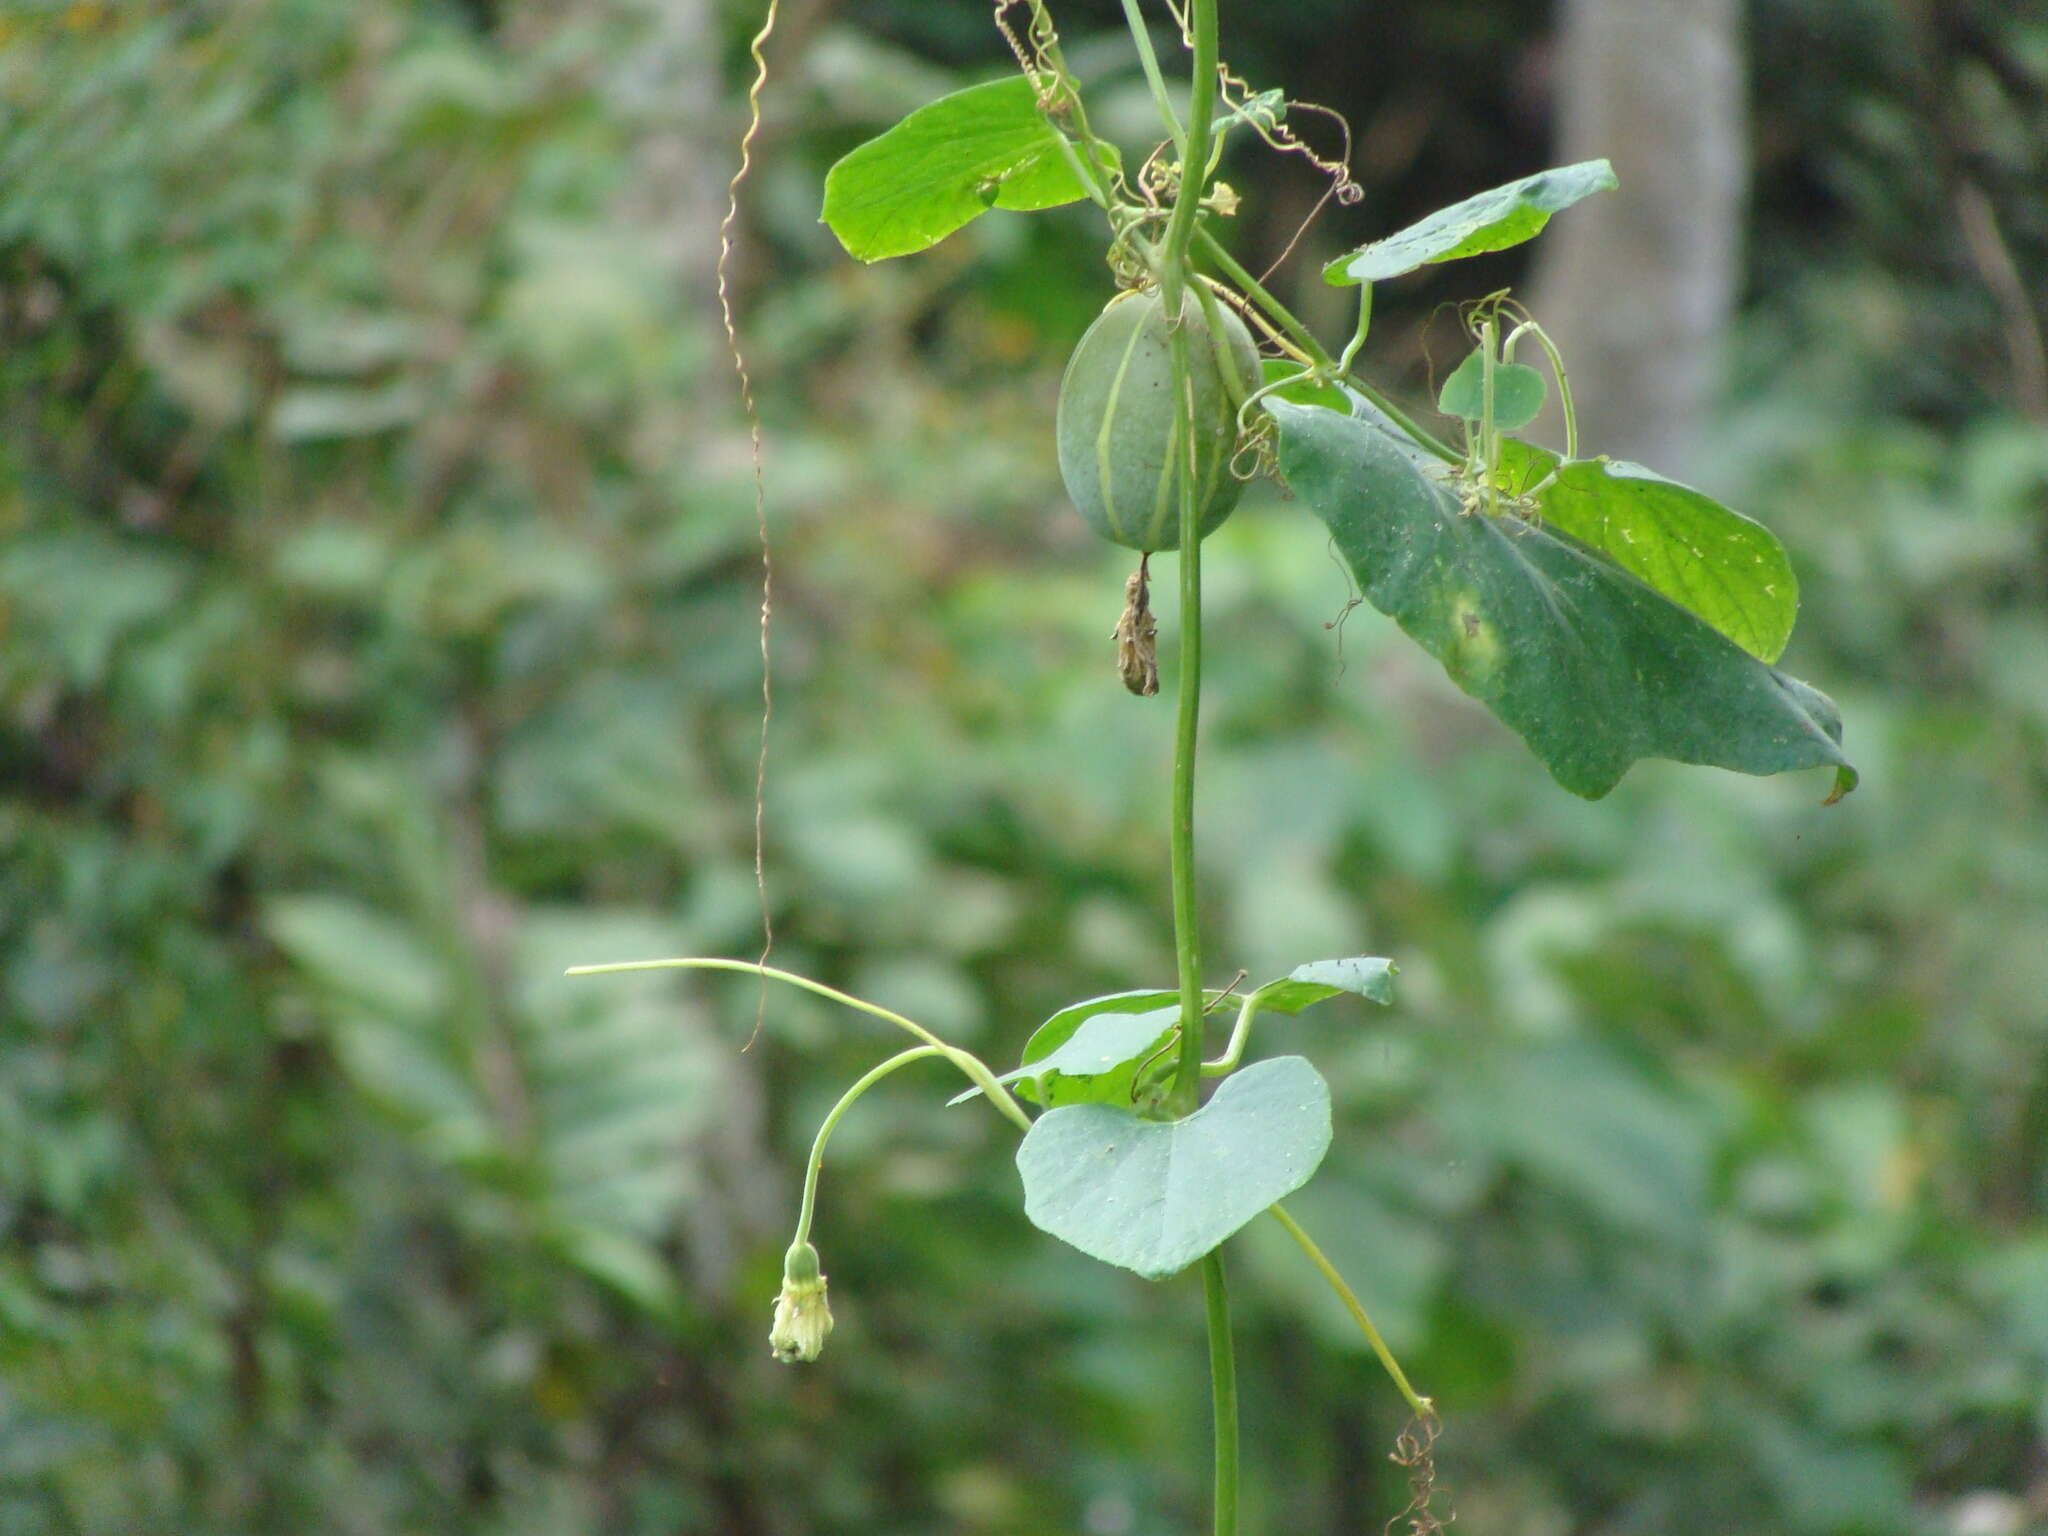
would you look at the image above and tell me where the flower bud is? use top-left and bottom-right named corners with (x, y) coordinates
top-left (769, 1241), bottom-right (833, 1363)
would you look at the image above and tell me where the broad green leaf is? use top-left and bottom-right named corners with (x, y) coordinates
top-left (1017, 1056), bottom-right (1332, 1279)
top-left (1250, 957), bottom-right (1397, 1016)
top-left (979, 1004), bottom-right (1179, 1109)
top-left (822, 77), bottom-right (1110, 262)
top-left (1323, 159), bottom-right (1617, 286)
top-left (1497, 440), bottom-right (1798, 663)
top-left (1266, 393), bottom-right (1856, 802)
top-left (1437, 351), bottom-right (1546, 431)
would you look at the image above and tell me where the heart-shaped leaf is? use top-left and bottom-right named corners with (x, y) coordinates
top-left (1438, 351), bottom-right (1546, 431)
top-left (1250, 957), bottom-right (1397, 1016)
top-left (1266, 392), bottom-right (1856, 802)
top-left (1017, 1056), bottom-right (1332, 1279)
top-left (1324, 160), bottom-right (1617, 286)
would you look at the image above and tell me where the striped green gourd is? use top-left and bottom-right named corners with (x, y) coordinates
top-left (1055, 285), bottom-right (1261, 552)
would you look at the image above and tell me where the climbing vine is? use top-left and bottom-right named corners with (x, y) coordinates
top-left (577, 3), bottom-right (1854, 1531)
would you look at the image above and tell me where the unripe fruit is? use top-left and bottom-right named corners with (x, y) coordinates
top-left (1056, 285), bottom-right (1262, 552)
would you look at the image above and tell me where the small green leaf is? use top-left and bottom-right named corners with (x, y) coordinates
top-left (1260, 358), bottom-right (1349, 412)
top-left (948, 988), bottom-right (1208, 1106)
top-left (1017, 1056), bottom-right (1332, 1279)
top-left (1323, 160), bottom-right (1618, 286)
top-left (1436, 351), bottom-right (1547, 431)
top-left (1266, 391), bottom-right (1856, 802)
top-left (978, 1005), bottom-right (1178, 1109)
top-left (822, 77), bottom-right (1110, 262)
top-left (1214, 88), bottom-right (1285, 136)
top-left (1021, 1007), bottom-right (1178, 1079)
top-left (1019, 988), bottom-right (1179, 1069)
top-left (1250, 957), bottom-right (1397, 1016)
top-left (1497, 441), bottom-right (1798, 663)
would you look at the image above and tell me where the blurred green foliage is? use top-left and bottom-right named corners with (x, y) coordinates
top-left (2, 2), bottom-right (2046, 1534)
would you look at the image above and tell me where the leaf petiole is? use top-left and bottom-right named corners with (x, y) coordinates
top-left (566, 957), bottom-right (1033, 1133)
top-left (1505, 317), bottom-right (1578, 459)
top-left (1269, 1202), bottom-right (1433, 1420)
top-left (1336, 282), bottom-right (1373, 375)
top-left (1201, 994), bottom-right (1262, 1076)
top-left (1195, 228), bottom-right (1332, 371)
top-left (1120, 0), bottom-right (1187, 159)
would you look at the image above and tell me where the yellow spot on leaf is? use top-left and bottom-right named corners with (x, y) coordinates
top-left (1447, 592), bottom-right (1502, 681)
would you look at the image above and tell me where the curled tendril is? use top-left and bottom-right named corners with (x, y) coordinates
top-left (1229, 414), bottom-right (1276, 484)
top-left (1385, 1408), bottom-right (1452, 1536)
top-left (1242, 93), bottom-right (1363, 282)
top-left (1261, 97), bottom-right (1363, 203)
top-left (992, 0), bottom-right (1057, 111)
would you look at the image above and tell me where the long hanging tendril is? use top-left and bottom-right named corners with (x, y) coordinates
top-left (716, 0), bottom-right (782, 1049)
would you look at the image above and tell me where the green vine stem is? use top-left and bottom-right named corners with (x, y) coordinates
top-left (1202, 1250), bottom-right (1240, 1536)
top-left (1269, 1202), bottom-right (1433, 1419)
top-left (1134, 11), bottom-right (1246, 1536)
top-left (1507, 317), bottom-right (1579, 459)
top-left (1157, 0), bottom-right (1217, 304)
top-left (1005, 2), bottom-right (1115, 212)
top-left (1120, 0), bottom-right (1186, 155)
top-left (1166, 314), bottom-right (1208, 1118)
top-left (1335, 282), bottom-right (1374, 375)
top-left (1194, 229), bottom-right (1331, 370)
top-left (1478, 308), bottom-right (1501, 515)
top-left (565, 957), bottom-right (1033, 1134)
top-left (793, 1046), bottom-right (942, 1247)
top-left (1190, 231), bottom-right (1461, 464)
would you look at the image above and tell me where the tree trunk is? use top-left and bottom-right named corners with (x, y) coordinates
top-left (1527, 0), bottom-right (1747, 481)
